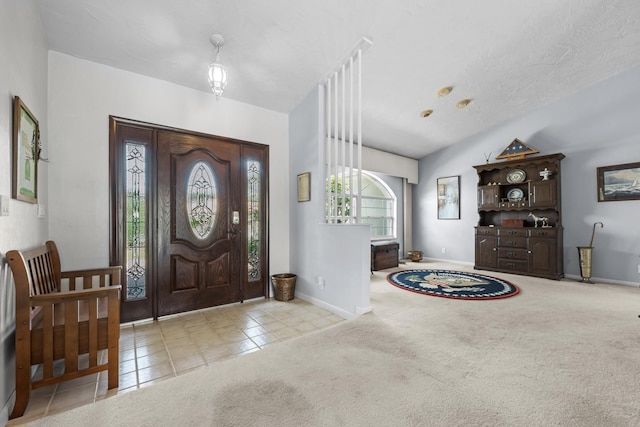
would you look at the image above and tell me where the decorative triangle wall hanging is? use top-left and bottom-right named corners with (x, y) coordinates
top-left (495, 138), bottom-right (539, 160)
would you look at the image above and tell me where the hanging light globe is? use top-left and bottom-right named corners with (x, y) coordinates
top-left (208, 34), bottom-right (227, 99)
top-left (208, 61), bottom-right (227, 99)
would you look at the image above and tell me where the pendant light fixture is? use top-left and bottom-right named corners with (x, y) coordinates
top-left (208, 34), bottom-right (227, 99)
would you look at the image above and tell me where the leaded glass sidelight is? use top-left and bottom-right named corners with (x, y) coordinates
top-left (125, 143), bottom-right (147, 300)
top-left (247, 161), bottom-right (261, 281)
top-left (187, 162), bottom-right (217, 239)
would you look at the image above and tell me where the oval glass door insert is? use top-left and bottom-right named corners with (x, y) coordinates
top-left (187, 162), bottom-right (217, 239)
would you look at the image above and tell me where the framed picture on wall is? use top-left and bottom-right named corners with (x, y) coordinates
top-left (597, 162), bottom-right (640, 202)
top-left (297, 172), bottom-right (310, 202)
top-left (437, 175), bottom-right (460, 219)
top-left (12, 96), bottom-right (40, 204)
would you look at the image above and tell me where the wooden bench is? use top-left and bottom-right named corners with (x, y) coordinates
top-left (6, 241), bottom-right (122, 419)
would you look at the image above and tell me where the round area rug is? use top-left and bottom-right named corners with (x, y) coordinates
top-left (386, 269), bottom-right (519, 300)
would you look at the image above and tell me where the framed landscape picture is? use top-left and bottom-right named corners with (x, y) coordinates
top-left (12, 96), bottom-right (39, 204)
top-left (597, 162), bottom-right (640, 202)
top-left (437, 175), bottom-right (460, 219)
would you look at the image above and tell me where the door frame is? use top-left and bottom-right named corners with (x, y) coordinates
top-left (109, 116), bottom-right (270, 322)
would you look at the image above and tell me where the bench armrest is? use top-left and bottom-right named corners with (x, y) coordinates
top-left (30, 285), bottom-right (121, 306)
top-left (61, 266), bottom-right (122, 290)
top-left (61, 266), bottom-right (122, 279)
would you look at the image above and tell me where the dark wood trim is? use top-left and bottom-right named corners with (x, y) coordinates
top-left (108, 116), bottom-right (119, 267)
top-left (109, 118), bottom-right (156, 322)
top-left (240, 144), bottom-right (270, 300)
top-left (109, 115), bottom-right (269, 152)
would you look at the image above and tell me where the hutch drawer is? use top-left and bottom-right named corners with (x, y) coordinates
top-left (476, 226), bottom-right (496, 236)
top-left (497, 248), bottom-right (528, 260)
top-left (528, 228), bottom-right (557, 238)
top-left (498, 228), bottom-right (528, 237)
top-left (498, 258), bottom-right (528, 272)
top-left (497, 236), bottom-right (528, 249)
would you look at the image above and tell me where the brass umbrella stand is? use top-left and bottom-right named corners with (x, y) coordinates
top-left (577, 222), bottom-right (603, 283)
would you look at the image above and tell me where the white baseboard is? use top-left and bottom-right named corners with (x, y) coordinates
top-left (563, 274), bottom-right (639, 288)
top-left (355, 305), bottom-right (372, 315)
top-left (294, 292), bottom-right (360, 319)
top-left (1, 392), bottom-right (14, 425)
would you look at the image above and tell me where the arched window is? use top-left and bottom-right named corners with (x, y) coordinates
top-left (326, 170), bottom-right (397, 240)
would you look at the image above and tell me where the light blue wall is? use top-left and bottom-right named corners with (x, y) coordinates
top-left (0, 1), bottom-right (50, 420)
top-left (289, 86), bottom-right (371, 317)
top-left (414, 64), bottom-right (640, 285)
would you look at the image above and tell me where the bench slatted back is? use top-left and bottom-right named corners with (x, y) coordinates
top-left (27, 247), bottom-right (58, 296)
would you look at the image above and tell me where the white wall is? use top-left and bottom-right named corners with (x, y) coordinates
top-left (0, 0), bottom-right (49, 420)
top-left (0, 2), bottom-right (49, 256)
top-left (47, 52), bottom-right (290, 275)
top-left (289, 86), bottom-right (371, 318)
top-left (414, 64), bottom-right (640, 285)
top-left (362, 146), bottom-right (419, 184)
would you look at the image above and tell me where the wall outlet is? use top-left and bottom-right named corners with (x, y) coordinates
top-left (317, 276), bottom-right (325, 290)
top-left (637, 264), bottom-right (640, 274)
top-left (441, 247), bottom-right (446, 254)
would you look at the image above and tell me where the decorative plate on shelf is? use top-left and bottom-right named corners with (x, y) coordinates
top-left (506, 169), bottom-right (526, 183)
top-left (507, 188), bottom-right (524, 202)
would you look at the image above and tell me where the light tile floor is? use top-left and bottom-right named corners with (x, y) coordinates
top-left (9, 297), bottom-right (344, 424)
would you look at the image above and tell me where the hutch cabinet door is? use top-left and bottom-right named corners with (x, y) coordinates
top-left (475, 235), bottom-right (497, 268)
top-left (529, 180), bottom-right (556, 208)
top-left (528, 238), bottom-right (557, 276)
top-left (478, 186), bottom-right (499, 209)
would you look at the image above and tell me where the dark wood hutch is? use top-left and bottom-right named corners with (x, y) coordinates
top-left (473, 153), bottom-right (565, 280)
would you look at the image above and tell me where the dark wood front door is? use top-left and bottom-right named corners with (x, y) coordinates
top-left (110, 117), bottom-right (269, 323)
top-left (156, 131), bottom-right (241, 317)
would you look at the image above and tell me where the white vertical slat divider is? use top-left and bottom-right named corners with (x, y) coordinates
top-left (322, 37), bottom-right (371, 224)
top-left (326, 77), bottom-right (332, 220)
top-left (348, 55), bottom-right (355, 223)
top-left (333, 71), bottom-right (339, 223)
top-left (340, 64), bottom-right (346, 224)
top-left (356, 47), bottom-right (363, 221)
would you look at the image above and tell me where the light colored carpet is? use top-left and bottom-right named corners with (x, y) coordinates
top-left (24, 263), bottom-right (640, 426)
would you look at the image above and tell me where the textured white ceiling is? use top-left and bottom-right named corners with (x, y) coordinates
top-left (35, 0), bottom-right (640, 159)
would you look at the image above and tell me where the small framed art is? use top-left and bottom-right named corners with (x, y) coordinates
top-left (437, 175), bottom-right (460, 219)
top-left (12, 96), bottom-right (40, 204)
top-left (297, 172), bottom-right (310, 202)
